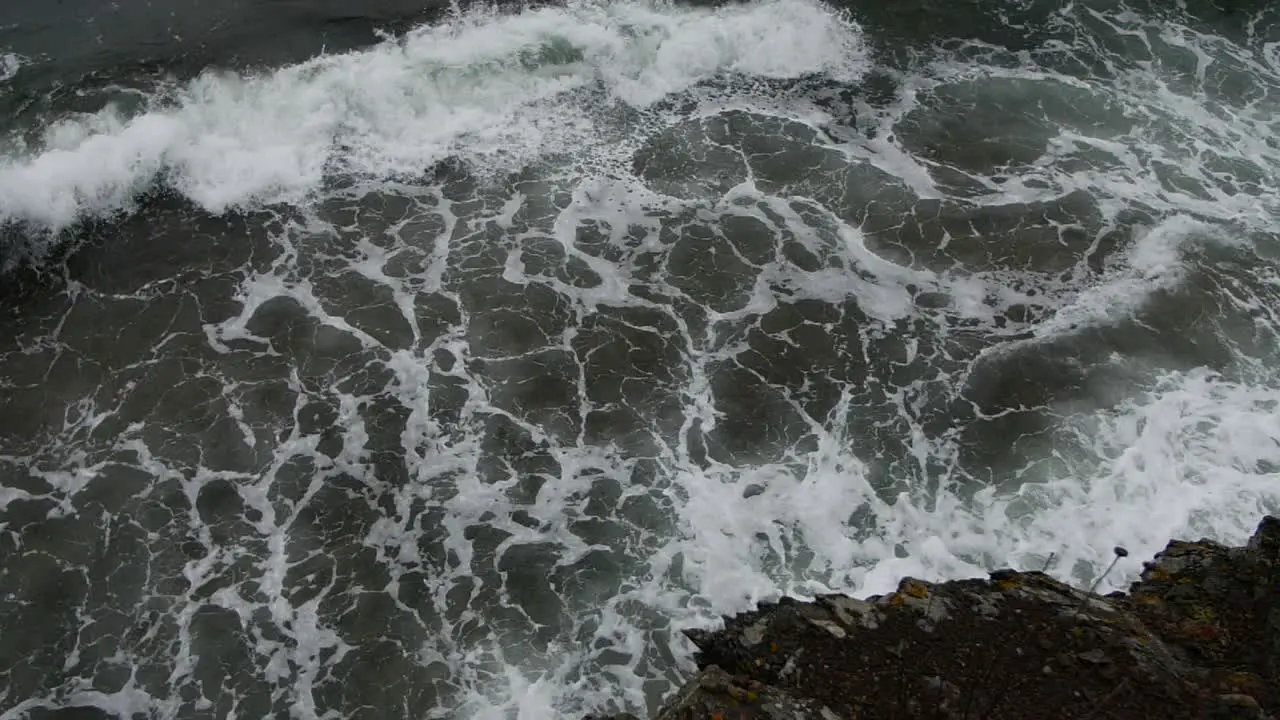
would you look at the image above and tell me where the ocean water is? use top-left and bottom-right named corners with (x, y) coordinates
top-left (1, 0), bottom-right (1279, 717)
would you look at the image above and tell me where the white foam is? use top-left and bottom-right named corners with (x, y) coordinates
top-left (0, 0), bottom-right (865, 230)
top-left (1030, 213), bottom-right (1205, 338)
top-left (464, 361), bottom-right (1280, 719)
top-left (668, 367), bottom-right (1280, 610)
top-left (1003, 368), bottom-right (1280, 583)
top-left (0, 52), bottom-right (20, 83)
top-left (0, 685), bottom-right (168, 720)
top-left (1266, 42), bottom-right (1280, 74)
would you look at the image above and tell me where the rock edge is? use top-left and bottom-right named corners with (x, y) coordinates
top-left (589, 516), bottom-right (1280, 720)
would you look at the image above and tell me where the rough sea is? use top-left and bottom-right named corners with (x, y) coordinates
top-left (1, 0), bottom-right (1279, 717)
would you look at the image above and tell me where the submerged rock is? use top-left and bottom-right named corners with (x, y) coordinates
top-left (592, 516), bottom-right (1280, 720)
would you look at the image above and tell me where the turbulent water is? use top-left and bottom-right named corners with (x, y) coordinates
top-left (1, 0), bottom-right (1279, 717)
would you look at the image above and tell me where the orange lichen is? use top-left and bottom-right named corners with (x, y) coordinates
top-left (901, 579), bottom-right (930, 598)
top-left (995, 578), bottom-right (1020, 592)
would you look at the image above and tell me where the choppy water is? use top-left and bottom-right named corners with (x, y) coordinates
top-left (2, 0), bottom-right (1279, 717)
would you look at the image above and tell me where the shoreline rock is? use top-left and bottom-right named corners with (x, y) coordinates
top-left (592, 516), bottom-right (1280, 720)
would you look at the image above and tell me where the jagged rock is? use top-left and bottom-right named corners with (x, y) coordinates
top-left (595, 516), bottom-right (1280, 720)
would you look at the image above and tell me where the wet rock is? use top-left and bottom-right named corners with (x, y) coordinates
top-left (588, 515), bottom-right (1280, 720)
top-left (1076, 648), bottom-right (1111, 665)
top-left (816, 593), bottom-right (882, 630)
top-left (1207, 694), bottom-right (1265, 720)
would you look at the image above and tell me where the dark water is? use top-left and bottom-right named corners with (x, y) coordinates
top-left (2, 0), bottom-right (1280, 718)
top-left (0, 0), bottom-right (449, 82)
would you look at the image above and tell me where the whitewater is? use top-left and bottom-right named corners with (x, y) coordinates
top-left (0, 0), bottom-right (1278, 717)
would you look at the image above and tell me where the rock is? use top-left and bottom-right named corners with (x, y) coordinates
top-left (816, 593), bottom-right (882, 630)
top-left (741, 619), bottom-right (769, 646)
top-left (1247, 516), bottom-right (1280, 556)
top-left (697, 665), bottom-right (732, 693)
top-left (1076, 648), bottom-right (1111, 665)
top-left (1207, 694), bottom-right (1265, 720)
top-left (586, 516), bottom-right (1280, 720)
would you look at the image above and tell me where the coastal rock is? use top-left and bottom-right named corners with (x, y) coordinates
top-left (599, 516), bottom-right (1280, 720)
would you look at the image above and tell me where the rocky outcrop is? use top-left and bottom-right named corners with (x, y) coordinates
top-left (595, 516), bottom-right (1280, 720)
